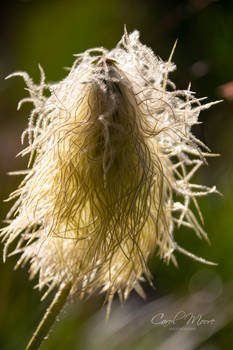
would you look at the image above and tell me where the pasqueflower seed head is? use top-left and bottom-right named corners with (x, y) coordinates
top-left (1, 30), bottom-right (219, 309)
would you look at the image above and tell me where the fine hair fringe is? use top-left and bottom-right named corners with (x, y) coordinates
top-left (1, 30), bottom-right (219, 310)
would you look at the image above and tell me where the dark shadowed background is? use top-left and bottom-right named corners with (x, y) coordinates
top-left (0, 0), bottom-right (233, 349)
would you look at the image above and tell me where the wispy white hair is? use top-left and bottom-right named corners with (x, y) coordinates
top-left (1, 30), bottom-right (219, 311)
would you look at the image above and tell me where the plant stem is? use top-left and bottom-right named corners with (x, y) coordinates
top-left (26, 282), bottom-right (72, 350)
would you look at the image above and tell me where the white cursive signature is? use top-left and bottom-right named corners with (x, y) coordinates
top-left (151, 311), bottom-right (216, 329)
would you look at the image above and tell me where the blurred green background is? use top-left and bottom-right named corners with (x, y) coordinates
top-left (0, 0), bottom-right (233, 349)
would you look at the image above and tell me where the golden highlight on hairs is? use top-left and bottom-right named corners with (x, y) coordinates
top-left (2, 30), bottom-right (219, 317)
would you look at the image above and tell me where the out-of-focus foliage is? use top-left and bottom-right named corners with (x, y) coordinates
top-left (0, 1), bottom-right (233, 349)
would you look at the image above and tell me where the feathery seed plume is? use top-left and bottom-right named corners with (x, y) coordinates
top-left (1, 29), bottom-right (219, 349)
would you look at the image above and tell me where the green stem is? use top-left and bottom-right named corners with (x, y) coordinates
top-left (26, 282), bottom-right (72, 350)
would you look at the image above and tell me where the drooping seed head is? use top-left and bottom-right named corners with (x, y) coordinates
top-left (1, 30), bottom-right (219, 308)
